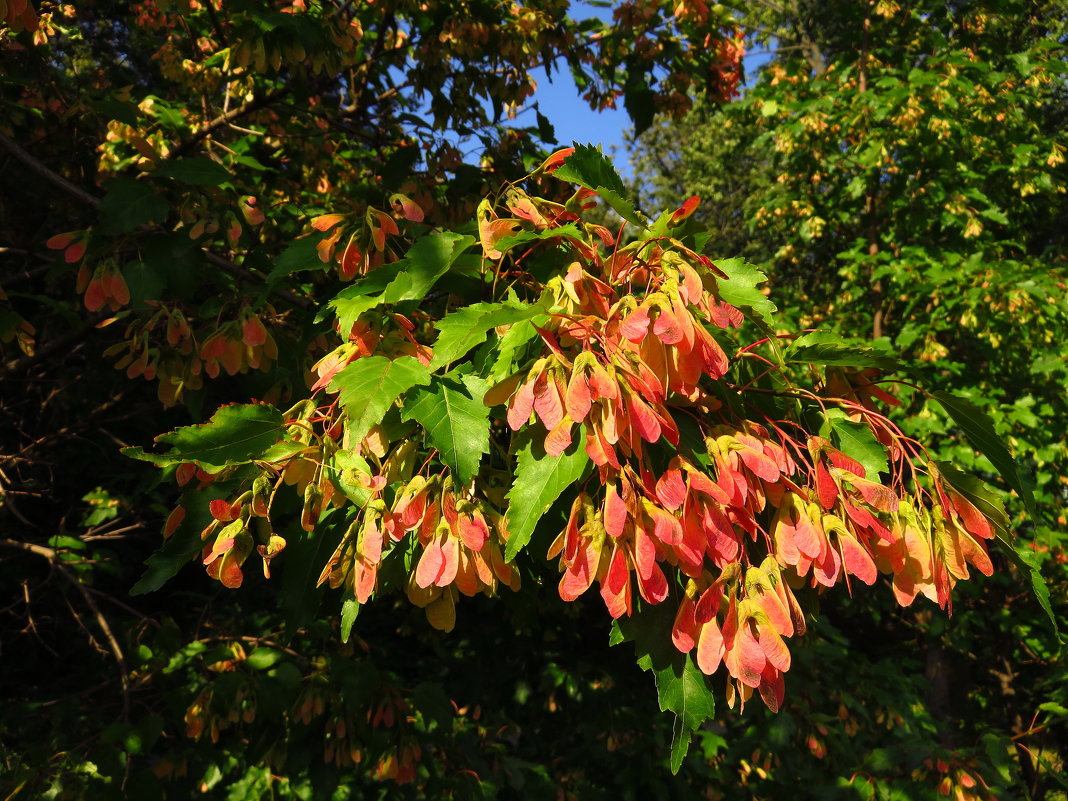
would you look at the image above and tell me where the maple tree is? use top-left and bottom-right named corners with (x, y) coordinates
top-left (0, 1), bottom-right (1060, 799)
top-left (122, 140), bottom-right (1039, 769)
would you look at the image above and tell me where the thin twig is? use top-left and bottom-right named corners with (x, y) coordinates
top-left (0, 538), bottom-right (131, 720)
top-left (0, 391), bottom-right (129, 468)
top-left (167, 87), bottom-right (289, 160)
top-left (226, 123), bottom-right (264, 137)
top-left (0, 467), bottom-right (34, 528)
top-left (86, 584), bottom-right (160, 626)
top-left (0, 260), bottom-right (53, 290)
top-left (65, 592), bottom-right (105, 654)
top-left (81, 523), bottom-right (146, 542)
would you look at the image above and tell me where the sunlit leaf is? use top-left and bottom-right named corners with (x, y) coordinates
top-left (825, 410), bottom-right (889, 478)
top-left (402, 375), bottom-right (491, 486)
top-left (330, 356), bottom-right (431, 447)
top-left (710, 258), bottom-right (777, 330)
top-left (787, 331), bottom-right (904, 371)
top-left (553, 143), bottom-right (644, 225)
top-left (123, 402), bottom-right (284, 472)
top-left (504, 429), bottom-right (591, 560)
top-left (429, 299), bottom-right (547, 371)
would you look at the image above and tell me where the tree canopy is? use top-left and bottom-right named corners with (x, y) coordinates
top-left (1, 1), bottom-right (1065, 800)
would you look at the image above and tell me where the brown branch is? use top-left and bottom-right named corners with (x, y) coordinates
top-left (82, 522), bottom-right (147, 542)
top-left (86, 584), bottom-right (160, 627)
top-left (0, 390), bottom-right (129, 468)
top-left (167, 87), bottom-right (289, 160)
top-left (1, 319), bottom-right (97, 380)
top-left (203, 0), bottom-right (229, 45)
top-left (0, 260), bottom-right (53, 291)
top-left (203, 250), bottom-right (311, 310)
top-left (0, 467), bottom-right (35, 528)
top-left (0, 131), bottom-right (102, 208)
top-left (0, 538), bottom-right (130, 720)
top-left (0, 131), bottom-right (311, 311)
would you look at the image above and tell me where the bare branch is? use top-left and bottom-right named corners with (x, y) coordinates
top-left (1, 320), bottom-right (97, 381)
top-left (0, 467), bottom-right (35, 528)
top-left (167, 87), bottom-right (289, 160)
top-left (0, 538), bottom-right (131, 719)
top-left (0, 131), bottom-right (101, 208)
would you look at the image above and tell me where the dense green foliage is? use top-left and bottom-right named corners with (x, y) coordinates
top-left (1, 1), bottom-right (1064, 800)
top-left (631, 0), bottom-right (1068, 796)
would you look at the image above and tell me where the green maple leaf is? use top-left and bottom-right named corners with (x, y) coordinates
top-left (330, 356), bottom-right (431, 446)
top-left (504, 429), bottom-right (591, 560)
top-left (131, 484), bottom-right (229, 594)
top-left (380, 232), bottom-right (473, 304)
top-left (932, 391), bottom-right (1037, 518)
top-left (429, 299), bottom-right (547, 372)
top-left (328, 292), bottom-right (387, 338)
top-left (553, 143), bottom-right (645, 226)
top-left (154, 156), bottom-right (234, 186)
top-left (340, 598), bottom-right (360, 644)
top-left (823, 409), bottom-right (889, 478)
top-left (123, 402), bottom-right (284, 472)
top-left (553, 143), bottom-right (627, 197)
top-left (98, 175), bottom-right (169, 235)
top-left (658, 655), bottom-right (716, 773)
top-left (402, 375), bottom-right (491, 486)
top-left (487, 316), bottom-right (545, 382)
top-left (269, 236), bottom-right (323, 283)
top-left (327, 232), bottom-right (473, 334)
top-left (710, 257), bottom-right (778, 330)
top-left (613, 601), bottom-right (716, 773)
top-left (493, 223), bottom-right (585, 254)
top-left (786, 330), bottom-right (905, 371)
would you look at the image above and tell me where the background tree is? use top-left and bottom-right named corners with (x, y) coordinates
top-left (631, 0), bottom-right (1068, 796)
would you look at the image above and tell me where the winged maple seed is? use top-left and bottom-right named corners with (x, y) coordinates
top-left (475, 186), bottom-right (998, 709)
top-left (310, 198), bottom-right (421, 280)
top-left (101, 303), bottom-right (280, 407)
top-left (151, 172), bottom-right (1002, 714)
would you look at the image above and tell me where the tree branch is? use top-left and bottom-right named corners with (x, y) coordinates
top-left (203, 250), bottom-right (312, 310)
top-left (0, 538), bottom-right (131, 720)
top-left (0, 131), bottom-right (101, 208)
top-left (1, 319), bottom-right (96, 380)
top-left (0, 131), bottom-right (311, 311)
top-left (167, 86), bottom-right (289, 160)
